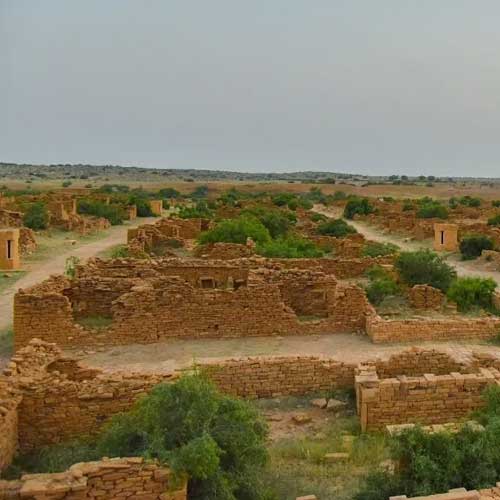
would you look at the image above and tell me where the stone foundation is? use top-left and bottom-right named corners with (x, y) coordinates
top-left (0, 458), bottom-right (186, 500)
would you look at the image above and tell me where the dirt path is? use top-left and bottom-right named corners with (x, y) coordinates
top-left (0, 217), bottom-right (157, 331)
top-left (314, 205), bottom-right (500, 285)
top-left (78, 333), bottom-right (500, 374)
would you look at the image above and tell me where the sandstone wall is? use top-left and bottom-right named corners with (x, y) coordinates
top-left (356, 366), bottom-right (499, 431)
top-left (201, 356), bottom-right (356, 398)
top-left (389, 486), bottom-right (500, 500)
top-left (367, 315), bottom-right (500, 343)
top-left (0, 457), bottom-right (187, 500)
top-left (408, 285), bottom-right (444, 310)
top-left (14, 265), bottom-right (371, 350)
top-left (193, 242), bottom-right (254, 260)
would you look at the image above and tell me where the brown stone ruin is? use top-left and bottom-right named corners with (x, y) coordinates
top-left (433, 222), bottom-right (459, 252)
top-left (0, 228), bottom-right (20, 270)
top-left (2, 339), bottom-right (500, 499)
top-left (13, 257), bottom-right (374, 350)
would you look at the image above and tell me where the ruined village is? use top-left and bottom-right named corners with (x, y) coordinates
top-left (1, 175), bottom-right (500, 500)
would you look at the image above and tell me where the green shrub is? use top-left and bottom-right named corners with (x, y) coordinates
top-left (402, 201), bottom-right (414, 211)
top-left (488, 214), bottom-right (500, 227)
top-left (110, 245), bottom-right (130, 258)
top-left (256, 235), bottom-right (324, 258)
top-left (271, 193), bottom-right (296, 207)
top-left (395, 250), bottom-right (457, 291)
top-left (178, 201), bottom-right (213, 219)
top-left (447, 277), bottom-right (497, 312)
top-left (61, 181), bottom-right (72, 188)
top-left (459, 235), bottom-right (494, 260)
top-left (362, 242), bottom-right (399, 257)
top-left (64, 256), bottom-right (80, 279)
top-left (416, 202), bottom-right (448, 219)
top-left (310, 212), bottom-right (327, 223)
top-left (242, 208), bottom-right (296, 239)
top-left (317, 218), bottom-right (357, 237)
top-left (343, 197), bottom-right (374, 219)
top-left (366, 277), bottom-right (400, 305)
top-left (492, 200), bottom-right (500, 208)
top-left (77, 199), bottom-right (125, 225)
top-left (459, 196), bottom-right (481, 207)
top-left (190, 185), bottom-right (209, 199)
top-left (158, 187), bottom-right (181, 198)
top-left (22, 202), bottom-right (49, 230)
top-left (97, 375), bottom-right (271, 500)
top-left (199, 216), bottom-right (270, 245)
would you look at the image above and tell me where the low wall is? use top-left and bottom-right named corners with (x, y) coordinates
top-left (356, 365), bottom-right (500, 431)
top-left (390, 486), bottom-right (499, 500)
top-left (201, 356), bottom-right (356, 398)
top-left (0, 457), bottom-right (187, 500)
top-left (367, 315), bottom-right (500, 343)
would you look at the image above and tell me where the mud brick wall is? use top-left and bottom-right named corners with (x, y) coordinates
top-left (0, 209), bottom-right (23, 227)
top-left (0, 380), bottom-right (21, 472)
top-left (0, 458), bottom-right (187, 500)
top-left (408, 285), bottom-right (444, 310)
top-left (201, 356), bottom-right (357, 398)
top-left (366, 315), bottom-right (500, 343)
top-left (356, 367), bottom-right (499, 431)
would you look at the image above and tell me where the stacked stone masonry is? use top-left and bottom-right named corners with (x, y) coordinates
top-left (0, 457), bottom-right (187, 500)
top-left (14, 258), bottom-right (373, 350)
top-left (408, 285), bottom-right (445, 310)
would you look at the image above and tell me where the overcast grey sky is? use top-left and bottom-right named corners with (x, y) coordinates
top-left (2, 1), bottom-right (500, 176)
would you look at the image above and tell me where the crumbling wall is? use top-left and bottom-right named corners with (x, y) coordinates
top-left (14, 263), bottom-right (371, 349)
top-left (0, 458), bottom-right (187, 500)
top-left (408, 285), bottom-right (444, 310)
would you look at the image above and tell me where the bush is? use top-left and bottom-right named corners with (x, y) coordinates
top-left (343, 197), bottom-right (374, 219)
top-left (488, 214), bottom-right (500, 227)
top-left (199, 216), bottom-right (270, 245)
top-left (256, 235), bottom-right (324, 258)
top-left (242, 208), bottom-right (296, 239)
top-left (271, 193), bottom-right (296, 207)
top-left (310, 212), bottom-right (327, 223)
top-left (459, 196), bottom-right (481, 207)
top-left (132, 198), bottom-right (153, 217)
top-left (362, 242), bottom-right (399, 257)
top-left (492, 200), bottom-right (500, 208)
top-left (317, 218), bottom-right (357, 237)
top-left (97, 375), bottom-right (270, 500)
top-left (459, 235), bottom-right (494, 260)
top-left (190, 185), bottom-right (209, 199)
top-left (416, 202), bottom-right (448, 219)
top-left (447, 277), bottom-right (497, 312)
top-left (158, 188), bottom-right (180, 199)
top-left (22, 202), bottom-right (49, 230)
top-left (366, 277), bottom-right (400, 305)
top-left (77, 200), bottom-right (125, 225)
top-left (178, 201), bottom-right (213, 219)
top-left (395, 250), bottom-right (457, 291)
top-left (61, 181), bottom-right (72, 188)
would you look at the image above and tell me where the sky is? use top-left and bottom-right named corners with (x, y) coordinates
top-left (2, 1), bottom-right (500, 177)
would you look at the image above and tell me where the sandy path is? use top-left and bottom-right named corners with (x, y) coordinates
top-left (314, 205), bottom-right (500, 285)
top-left (0, 217), bottom-right (157, 331)
top-left (78, 333), bottom-right (500, 374)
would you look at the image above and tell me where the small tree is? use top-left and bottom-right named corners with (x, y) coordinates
top-left (459, 235), bottom-right (494, 260)
top-left (488, 214), bottom-right (500, 227)
top-left (343, 197), bottom-right (374, 219)
top-left (256, 235), bottom-right (323, 258)
top-left (23, 202), bottom-right (49, 230)
top-left (96, 375), bottom-right (271, 500)
top-left (317, 218), bottom-right (357, 237)
top-left (199, 216), bottom-right (270, 245)
top-left (447, 277), bottom-right (497, 312)
top-left (395, 250), bottom-right (456, 291)
top-left (416, 202), bottom-right (448, 219)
